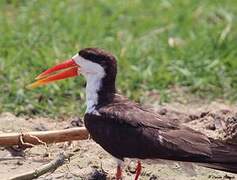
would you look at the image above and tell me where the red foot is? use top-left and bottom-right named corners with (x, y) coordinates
top-left (134, 161), bottom-right (142, 180)
top-left (116, 165), bottom-right (122, 180)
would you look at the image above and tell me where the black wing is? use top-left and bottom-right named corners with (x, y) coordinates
top-left (91, 95), bottom-right (212, 160)
top-left (85, 94), bottom-right (237, 173)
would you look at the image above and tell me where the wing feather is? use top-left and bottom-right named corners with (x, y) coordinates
top-left (97, 95), bottom-right (212, 159)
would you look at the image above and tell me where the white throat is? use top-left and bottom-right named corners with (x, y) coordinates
top-left (72, 54), bottom-right (105, 114)
top-left (85, 74), bottom-right (103, 113)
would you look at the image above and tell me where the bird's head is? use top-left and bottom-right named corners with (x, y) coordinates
top-left (28, 48), bottom-right (117, 89)
top-left (28, 48), bottom-right (117, 113)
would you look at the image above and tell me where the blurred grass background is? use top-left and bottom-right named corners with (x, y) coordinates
top-left (0, 0), bottom-right (236, 117)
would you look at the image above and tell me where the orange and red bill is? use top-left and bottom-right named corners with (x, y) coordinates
top-left (27, 59), bottom-right (80, 89)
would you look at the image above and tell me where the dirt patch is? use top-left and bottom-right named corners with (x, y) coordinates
top-left (0, 101), bottom-right (237, 180)
top-left (152, 101), bottom-right (237, 144)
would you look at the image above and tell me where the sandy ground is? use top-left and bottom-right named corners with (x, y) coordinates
top-left (1, 101), bottom-right (237, 180)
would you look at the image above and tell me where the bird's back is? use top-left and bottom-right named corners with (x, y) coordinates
top-left (84, 94), bottom-right (209, 160)
top-left (84, 94), bottom-right (237, 173)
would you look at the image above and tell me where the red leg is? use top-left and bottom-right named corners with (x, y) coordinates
top-left (116, 165), bottom-right (122, 180)
top-left (134, 161), bottom-right (142, 180)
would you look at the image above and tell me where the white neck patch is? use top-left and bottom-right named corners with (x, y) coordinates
top-left (72, 54), bottom-right (105, 114)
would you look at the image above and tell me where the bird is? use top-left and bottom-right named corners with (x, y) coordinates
top-left (29, 48), bottom-right (237, 179)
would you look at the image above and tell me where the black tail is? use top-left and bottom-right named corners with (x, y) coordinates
top-left (201, 139), bottom-right (237, 173)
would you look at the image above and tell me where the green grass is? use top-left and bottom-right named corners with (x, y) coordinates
top-left (0, 0), bottom-right (237, 117)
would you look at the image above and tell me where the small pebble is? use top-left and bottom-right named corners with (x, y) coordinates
top-left (158, 108), bottom-right (167, 115)
top-left (16, 160), bottom-right (23, 165)
top-left (206, 124), bottom-right (216, 131)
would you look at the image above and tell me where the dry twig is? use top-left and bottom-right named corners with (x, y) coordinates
top-left (8, 152), bottom-right (73, 180)
top-left (0, 127), bottom-right (89, 147)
